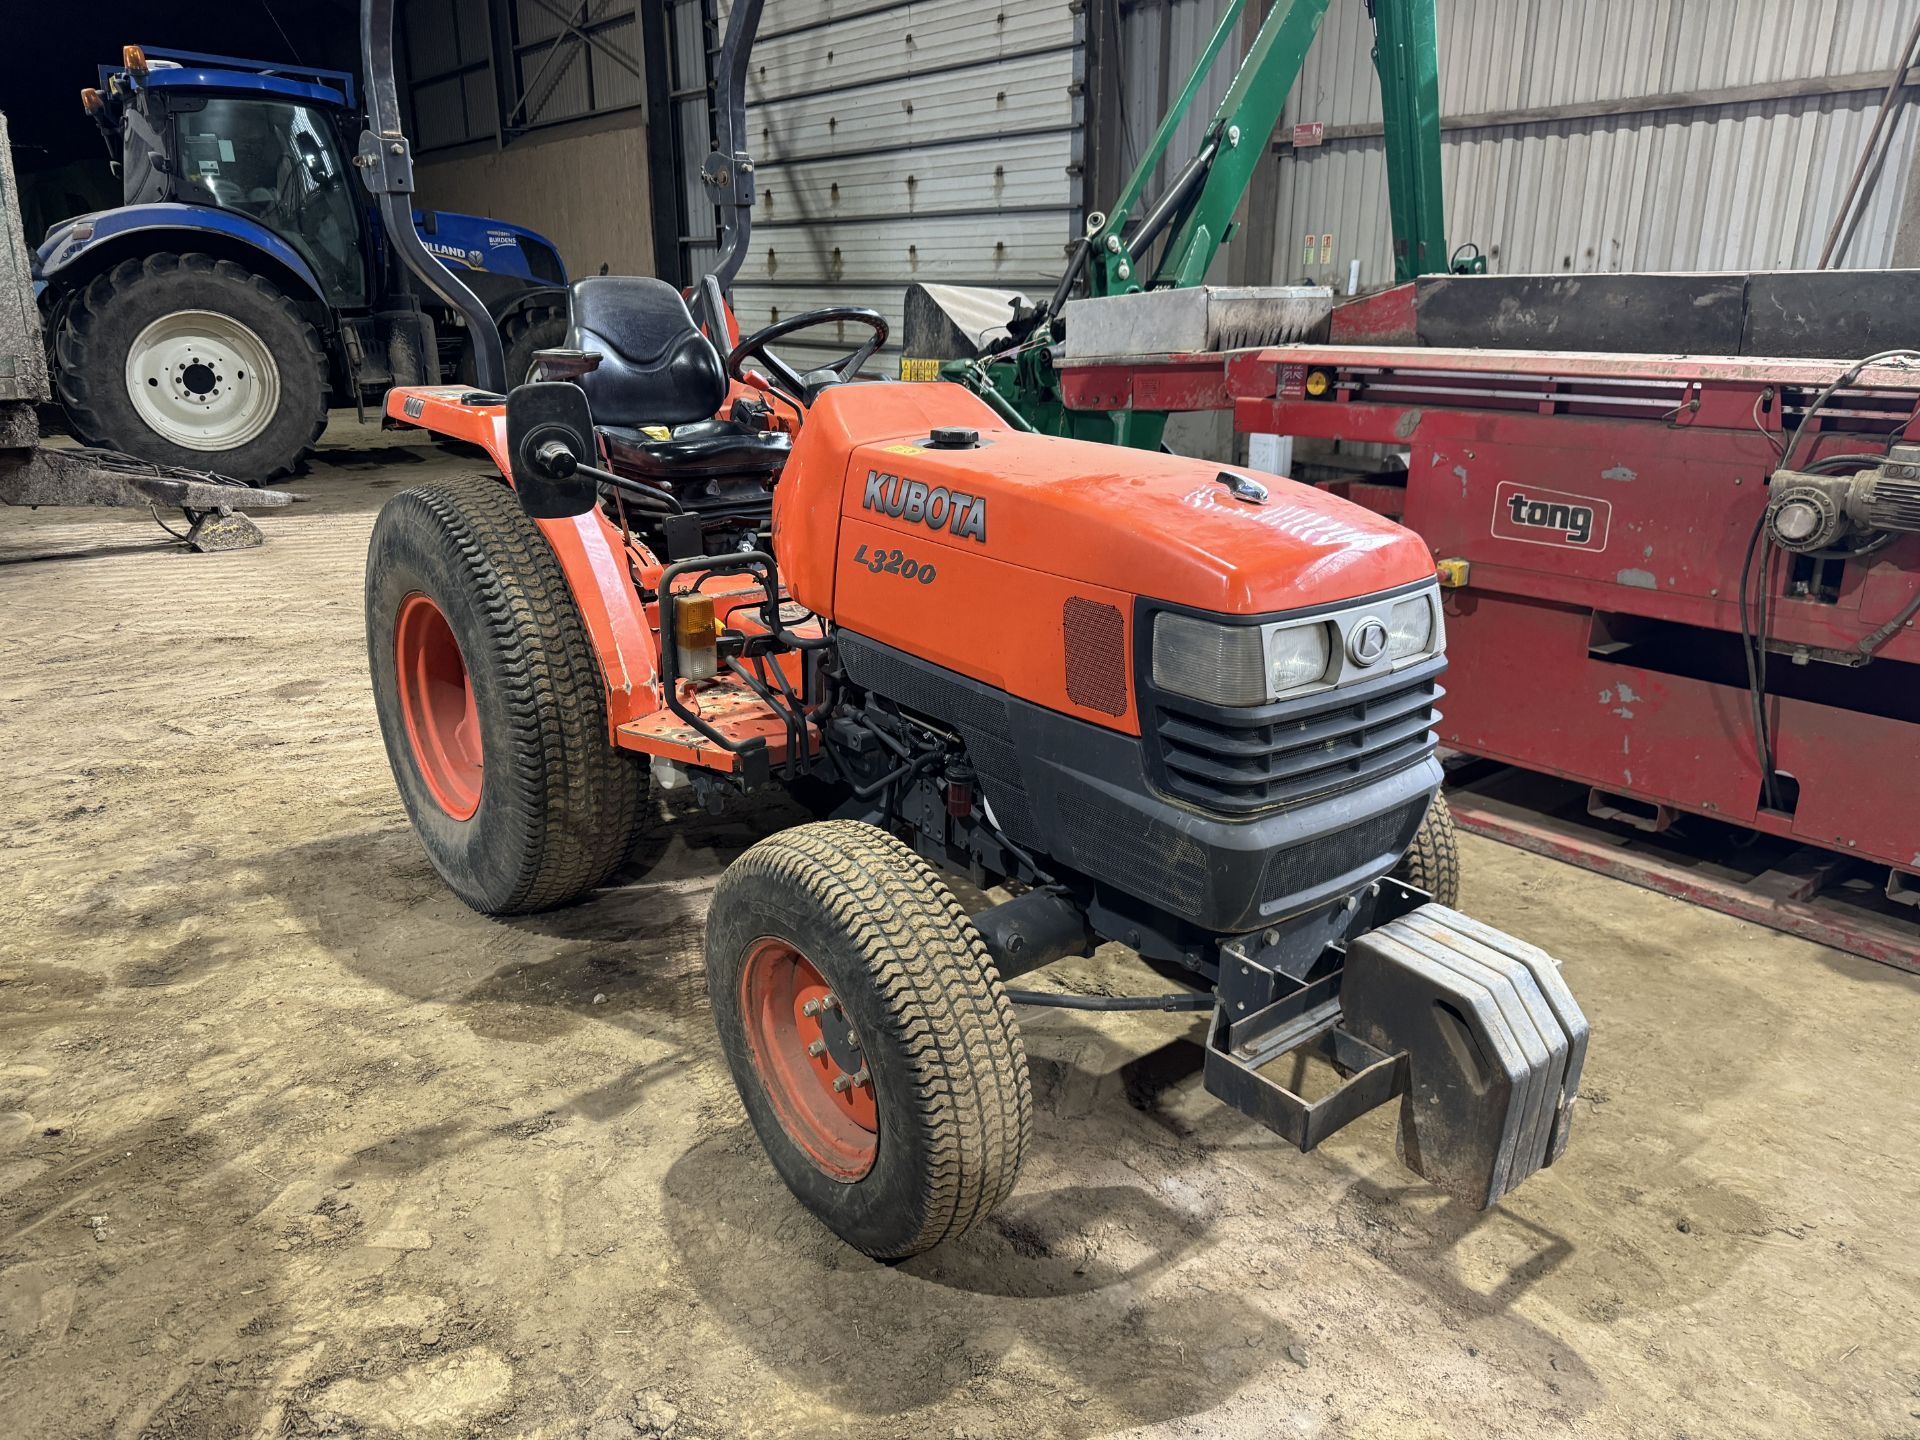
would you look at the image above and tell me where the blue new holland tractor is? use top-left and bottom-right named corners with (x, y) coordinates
top-left (35, 46), bottom-right (570, 481)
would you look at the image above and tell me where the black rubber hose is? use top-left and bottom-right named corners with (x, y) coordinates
top-left (1859, 585), bottom-right (1920, 659)
top-left (1782, 351), bottom-right (1920, 471)
top-left (1003, 989), bottom-right (1212, 1012)
top-left (575, 462), bottom-right (684, 513)
top-left (1738, 513), bottom-right (1778, 810)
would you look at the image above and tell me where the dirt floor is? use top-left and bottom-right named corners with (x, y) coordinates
top-left (3, 425), bottom-right (1918, 1440)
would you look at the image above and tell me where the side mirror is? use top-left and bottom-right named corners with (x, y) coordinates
top-left (506, 381), bottom-right (598, 519)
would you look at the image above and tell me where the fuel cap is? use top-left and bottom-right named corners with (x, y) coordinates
top-left (928, 426), bottom-right (980, 449)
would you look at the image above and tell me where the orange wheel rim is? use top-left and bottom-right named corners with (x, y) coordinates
top-left (739, 937), bottom-right (878, 1180)
top-left (394, 592), bottom-right (483, 820)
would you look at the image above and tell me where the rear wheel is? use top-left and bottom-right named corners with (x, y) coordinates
top-left (502, 305), bottom-right (568, 387)
top-left (366, 472), bottom-right (647, 914)
top-left (1392, 792), bottom-right (1461, 907)
top-left (53, 253), bottom-right (327, 482)
top-left (706, 821), bottom-right (1032, 1259)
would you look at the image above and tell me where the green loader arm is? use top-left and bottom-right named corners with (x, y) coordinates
top-left (946, 0), bottom-right (1450, 449)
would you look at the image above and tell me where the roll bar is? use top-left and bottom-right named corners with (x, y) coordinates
top-left (357, 0), bottom-right (506, 391)
top-left (705, 0), bottom-right (763, 294)
top-left (356, 0), bottom-right (762, 370)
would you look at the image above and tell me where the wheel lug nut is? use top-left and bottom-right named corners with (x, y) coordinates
top-left (831, 1073), bottom-right (854, 1092)
top-left (851, 1065), bottom-right (870, 1089)
top-left (806, 1039), bottom-right (826, 1057)
top-left (801, 999), bottom-right (822, 1017)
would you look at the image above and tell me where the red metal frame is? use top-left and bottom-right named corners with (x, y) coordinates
top-left (1055, 342), bottom-right (1920, 955)
top-left (1444, 765), bottom-right (1920, 974)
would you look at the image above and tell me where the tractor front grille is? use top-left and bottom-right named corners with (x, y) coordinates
top-left (1147, 659), bottom-right (1444, 816)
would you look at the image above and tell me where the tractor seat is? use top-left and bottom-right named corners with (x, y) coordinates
top-left (566, 275), bottom-right (788, 477)
top-left (599, 416), bottom-right (789, 480)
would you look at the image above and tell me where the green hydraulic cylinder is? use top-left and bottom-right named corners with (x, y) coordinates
top-left (1369, 0), bottom-right (1448, 281)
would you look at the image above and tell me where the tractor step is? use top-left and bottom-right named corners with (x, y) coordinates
top-left (616, 686), bottom-right (814, 773)
top-left (1202, 902), bottom-right (1587, 1208)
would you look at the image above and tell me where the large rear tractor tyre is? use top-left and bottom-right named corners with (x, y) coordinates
top-left (365, 472), bottom-right (647, 914)
top-left (53, 253), bottom-right (327, 482)
top-left (706, 821), bottom-right (1033, 1259)
top-left (1392, 791), bottom-right (1461, 907)
top-left (502, 305), bottom-right (569, 387)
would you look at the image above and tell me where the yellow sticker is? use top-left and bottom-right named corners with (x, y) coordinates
top-left (883, 443), bottom-right (925, 456)
top-left (899, 357), bottom-right (941, 382)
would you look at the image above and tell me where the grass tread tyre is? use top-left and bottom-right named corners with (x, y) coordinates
top-left (366, 471), bottom-right (645, 914)
top-left (503, 306), bottom-right (568, 388)
top-left (52, 252), bottom-right (327, 482)
top-left (707, 820), bottom-right (1033, 1259)
top-left (1393, 791), bottom-right (1461, 907)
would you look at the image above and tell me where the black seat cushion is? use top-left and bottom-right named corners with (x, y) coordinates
top-left (599, 419), bottom-right (790, 480)
top-left (568, 276), bottom-right (727, 428)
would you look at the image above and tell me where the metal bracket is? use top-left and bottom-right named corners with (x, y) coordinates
top-left (352, 128), bottom-right (414, 194)
top-left (1202, 996), bottom-right (1408, 1154)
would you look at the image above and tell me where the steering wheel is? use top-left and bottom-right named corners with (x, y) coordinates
top-left (726, 305), bottom-right (889, 403)
top-left (295, 131), bottom-right (336, 191)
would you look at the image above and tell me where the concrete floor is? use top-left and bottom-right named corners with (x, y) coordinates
top-left (2, 430), bottom-right (1918, 1439)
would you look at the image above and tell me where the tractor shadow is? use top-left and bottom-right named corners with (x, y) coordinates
top-left (230, 789), bottom-right (810, 1042)
top-left (659, 1125), bottom-right (1295, 1432)
top-left (660, 1004), bottom-right (1602, 1432)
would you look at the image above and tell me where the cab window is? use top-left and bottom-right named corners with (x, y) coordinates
top-left (172, 97), bottom-right (367, 309)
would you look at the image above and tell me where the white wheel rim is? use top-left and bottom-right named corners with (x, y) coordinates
top-left (124, 310), bottom-right (282, 452)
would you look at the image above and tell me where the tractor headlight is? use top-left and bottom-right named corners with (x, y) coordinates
top-left (1152, 613), bottom-right (1330, 706)
top-left (1387, 595), bottom-right (1436, 659)
top-left (1265, 622), bottom-right (1332, 693)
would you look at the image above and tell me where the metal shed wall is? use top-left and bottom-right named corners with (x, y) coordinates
top-left (715, 0), bottom-right (1086, 370)
top-left (1108, 0), bottom-right (1920, 291)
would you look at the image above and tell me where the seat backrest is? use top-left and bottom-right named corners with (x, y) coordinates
top-left (567, 276), bottom-right (726, 427)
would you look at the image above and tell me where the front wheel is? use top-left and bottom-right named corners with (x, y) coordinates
top-left (53, 253), bottom-right (328, 482)
top-left (1392, 792), bottom-right (1461, 907)
top-left (706, 821), bottom-right (1033, 1259)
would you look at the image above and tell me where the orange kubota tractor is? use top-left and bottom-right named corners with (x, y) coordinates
top-left (355, 0), bottom-right (1587, 1258)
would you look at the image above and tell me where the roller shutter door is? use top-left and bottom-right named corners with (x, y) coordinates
top-left (715, 0), bottom-right (1086, 374)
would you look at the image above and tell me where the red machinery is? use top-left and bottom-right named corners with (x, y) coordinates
top-left (1056, 301), bottom-right (1920, 968)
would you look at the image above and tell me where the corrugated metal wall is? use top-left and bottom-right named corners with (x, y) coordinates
top-left (509, 0), bottom-right (647, 129)
top-left (1111, 0), bottom-right (1920, 290)
top-left (716, 0), bottom-right (1086, 370)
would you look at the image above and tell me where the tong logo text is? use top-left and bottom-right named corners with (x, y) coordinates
top-left (1504, 490), bottom-right (1596, 545)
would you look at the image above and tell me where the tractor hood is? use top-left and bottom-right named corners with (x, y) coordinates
top-left (796, 382), bottom-right (1434, 618)
top-left (850, 428), bottom-right (1430, 614)
top-left (775, 382), bottom-right (1436, 733)
top-left (413, 210), bottom-right (567, 286)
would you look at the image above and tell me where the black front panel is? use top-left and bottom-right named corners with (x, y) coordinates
top-left (1147, 658), bottom-right (1446, 816)
top-left (837, 633), bottom-right (1440, 934)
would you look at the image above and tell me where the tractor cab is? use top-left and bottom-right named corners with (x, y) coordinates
top-left (35, 44), bottom-right (571, 483)
top-left (83, 47), bottom-right (372, 308)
